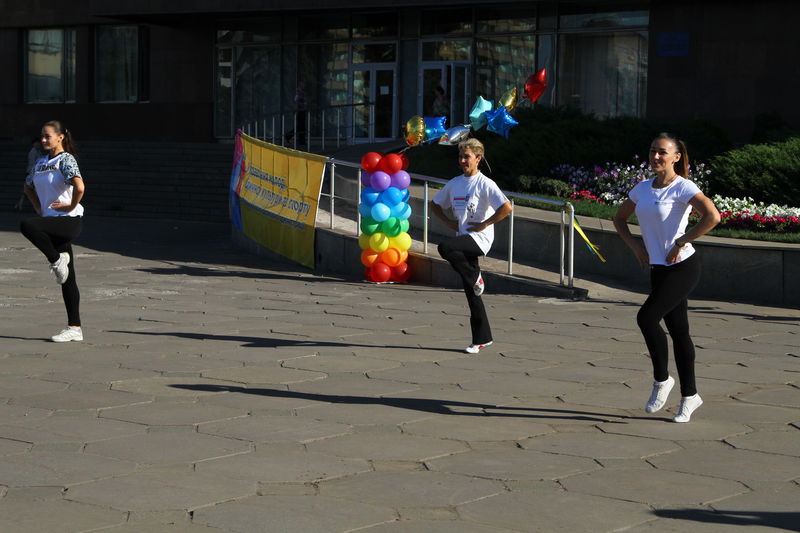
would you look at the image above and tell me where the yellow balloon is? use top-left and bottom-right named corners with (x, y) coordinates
top-left (369, 232), bottom-right (390, 252)
top-left (389, 232), bottom-right (411, 252)
top-left (358, 233), bottom-right (371, 250)
top-left (499, 87), bottom-right (518, 112)
top-left (405, 115), bottom-right (425, 147)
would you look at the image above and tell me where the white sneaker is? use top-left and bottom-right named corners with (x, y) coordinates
top-left (465, 341), bottom-right (492, 354)
top-left (673, 394), bottom-right (703, 423)
top-left (49, 252), bottom-right (70, 284)
top-left (645, 376), bottom-right (675, 413)
top-left (473, 273), bottom-right (485, 296)
top-left (51, 327), bottom-right (83, 343)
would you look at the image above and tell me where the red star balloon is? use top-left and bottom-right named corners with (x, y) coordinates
top-left (524, 68), bottom-right (547, 103)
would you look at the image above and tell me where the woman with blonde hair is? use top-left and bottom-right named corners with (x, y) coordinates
top-left (430, 138), bottom-right (512, 354)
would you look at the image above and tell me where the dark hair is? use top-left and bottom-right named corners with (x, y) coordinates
top-left (654, 132), bottom-right (689, 178)
top-left (42, 120), bottom-right (77, 158)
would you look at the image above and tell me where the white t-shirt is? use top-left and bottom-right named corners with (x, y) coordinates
top-left (25, 152), bottom-right (84, 217)
top-left (628, 176), bottom-right (702, 266)
top-left (433, 171), bottom-right (509, 255)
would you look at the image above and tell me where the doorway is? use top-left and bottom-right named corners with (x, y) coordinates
top-left (420, 63), bottom-right (470, 127)
top-left (351, 66), bottom-right (396, 141)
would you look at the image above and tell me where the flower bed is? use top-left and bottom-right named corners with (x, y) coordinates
top-left (549, 160), bottom-right (799, 235)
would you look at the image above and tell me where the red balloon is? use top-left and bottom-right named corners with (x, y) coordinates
top-left (391, 262), bottom-right (411, 282)
top-left (524, 68), bottom-right (547, 103)
top-left (364, 267), bottom-right (374, 282)
top-left (380, 153), bottom-right (403, 174)
top-left (361, 152), bottom-right (382, 173)
top-left (370, 262), bottom-right (392, 283)
top-left (399, 153), bottom-right (410, 171)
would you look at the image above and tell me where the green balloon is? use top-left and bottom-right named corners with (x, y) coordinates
top-left (399, 219), bottom-right (410, 233)
top-left (381, 217), bottom-right (402, 237)
top-left (360, 216), bottom-right (380, 235)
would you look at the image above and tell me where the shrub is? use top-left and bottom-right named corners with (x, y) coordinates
top-left (518, 175), bottom-right (573, 198)
top-left (708, 137), bottom-right (800, 205)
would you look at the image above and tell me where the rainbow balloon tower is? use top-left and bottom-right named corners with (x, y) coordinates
top-left (358, 152), bottom-right (412, 283)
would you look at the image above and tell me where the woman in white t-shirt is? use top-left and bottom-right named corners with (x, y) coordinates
top-left (20, 121), bottom-right (86, 343)
top-left (613, 133), bottom-right (720, 422)
top-left (431, 138), bottom-right (513, 354)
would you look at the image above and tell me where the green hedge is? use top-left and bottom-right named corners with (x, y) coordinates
top-left (708, 137), bottom-right (800, 205)
top-left (407, 106), bottom-right (732, 192)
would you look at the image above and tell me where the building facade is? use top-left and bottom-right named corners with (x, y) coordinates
top-left (0, 0), bottom-right (797, 143)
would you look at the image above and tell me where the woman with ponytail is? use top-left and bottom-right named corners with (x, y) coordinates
top-left (20, 120), bottom-right (86, 342)
top-left (613, 133), bottom-right (720, 422)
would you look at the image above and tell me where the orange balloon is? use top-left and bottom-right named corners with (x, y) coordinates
top-left (361, 249), bottom-right (379, 267)
top-left (381, 247), bottom-right (402, 267)
top-left (399, 250), bottom-right (408, 263)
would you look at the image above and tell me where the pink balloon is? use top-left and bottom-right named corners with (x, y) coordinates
top-left (370, 171), bottom-right (391, 191)
top-left (390, 170), bottom-right (411, 190)
top-left (361, 171), bottom-right (372, 187)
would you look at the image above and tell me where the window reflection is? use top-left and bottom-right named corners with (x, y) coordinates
top-left (557, 31), bottom-right (648, 117)
top-left (26, 29), bottom-right (76, 103)
top-left (96, 26), bottom-right (141, 102)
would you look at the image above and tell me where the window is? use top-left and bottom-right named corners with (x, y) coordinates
top-left (95, 26), bottom-right (149, 102)
top-left (25, 28), bottom-right (76, 103)
top-left (557, 31), bottom-right (648, 117)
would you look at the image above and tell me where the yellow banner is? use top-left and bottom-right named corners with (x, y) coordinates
top-left (231, 132), bottom-right (326, 268)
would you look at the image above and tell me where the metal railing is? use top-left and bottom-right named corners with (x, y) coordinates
top-left (321, 157), bottom-right (576, 288)
top-left (241, 102), bottom-right (376, 152)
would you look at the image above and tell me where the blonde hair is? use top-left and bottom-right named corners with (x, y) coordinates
top-left (458, 138), bottom-right (484, 158)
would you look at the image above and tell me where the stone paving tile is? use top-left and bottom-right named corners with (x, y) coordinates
top-left (0, 499), bottom-right (127, 533)
top-left (318, 471), bottom-right (505, 508)
top-left (648, 441), bottom-right (800, 482)
top-left (11, 388), bottom-right (152, 411)
top-left (280, 354), bottom-right (401, 373)
top-left (562, 467), bottom-right (748, 506)
top-left (599, 418), bottom-right (751, 441)
top-left (198, 414), bottom-right (353, 444)
top-left (84, 431), bottom-right (251, 466)
top-left (65, 470), bottom-right (256, 512)
top-left (457, 489), bottom-right (654, 532)
top-left (0, 438), bottom-right (32, 457)
top-left (725, 428), bottom-right (800, 456)
top-left (0, 451), bottom-right (138, 486)
top-left (735, 386), bottom-right (800, 408)
top-left (402, 414), bottom-right (553, 442)
top-left (6, 411), bottom-right (147, 443)
top-left (426, 448), bottom-right (599, 481)
top-left (194, 495), bottom-right (397, 533)
top-left (100, 401), bottom-right (247, 426)
top-left (306, 432), bottom-right (468, 461)
top-left (358, 520), bottom-right (521, 532)
top-left (518, 431), bottom-right (680, 459)
top-left (195, 448), bottom-right (371, 483)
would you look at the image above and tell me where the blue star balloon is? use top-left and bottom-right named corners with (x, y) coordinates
top-left (423, 116), bottom-right (447, 143)
top-left (468, 96), bottom-right (494, 130)
top-left (485, 107), bottom-right (519, 139)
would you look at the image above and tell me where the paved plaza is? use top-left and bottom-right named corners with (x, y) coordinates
top-left (1, 213), bottom-right (798, 533)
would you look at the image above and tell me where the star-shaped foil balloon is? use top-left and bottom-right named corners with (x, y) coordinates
top-left (468, 96), bottom-right (493, 130)
top-left (485, 107), bottom-right (519, 139)
top-left (423, 116), bottom-right (447, 143)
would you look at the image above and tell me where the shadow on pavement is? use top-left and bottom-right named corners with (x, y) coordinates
top-left (170, 383), bottom-right (651, 422)
top-left (107, 329), bottom-right (455, 351)
top-left (653, 508), bottom-right (800, 531)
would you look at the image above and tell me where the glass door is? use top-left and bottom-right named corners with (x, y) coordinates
top-left (421, 63), bottom-right (470, 127)
top-left (351, 66), bottom-right (396, 141)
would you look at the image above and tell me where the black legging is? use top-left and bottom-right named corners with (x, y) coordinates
top-left (438, 234), bottom-right (492, 345)
top-left (637, 253), bottom-right (701, 396)
top-left (20, 216), bottom-right (82, 327)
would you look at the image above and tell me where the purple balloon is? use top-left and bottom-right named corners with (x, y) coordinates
top-left (360, 171), bottom-right (372, 187)
top-left (390, 170), bottom-right (411, 190)
top-left (370, 171), bottom-right (391, 191)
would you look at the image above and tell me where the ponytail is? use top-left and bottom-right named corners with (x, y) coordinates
top-left (655, 132), bottom-right (689, 178)
top-left (42, 120), bottom-right (78, 159)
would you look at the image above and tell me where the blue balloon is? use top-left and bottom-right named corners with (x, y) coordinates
top-left (379, 187), bottom-right (404, 207)
top-left (485, 107), bottom-right (519, 139)
top-left (391, 202), bottom-right (412, 220)
top-left (423, 116), bottom-right (447, 143)
top-left (360, 187), bottom-right (380, 206)
top-left (371, 202), bottom-right (391, 222)
top-left (359, 202), bottom-right (373, 218)
top-left (469, 96), bottom-right (494, 130)
top-left (401, 188), bottom-right (410, 202)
